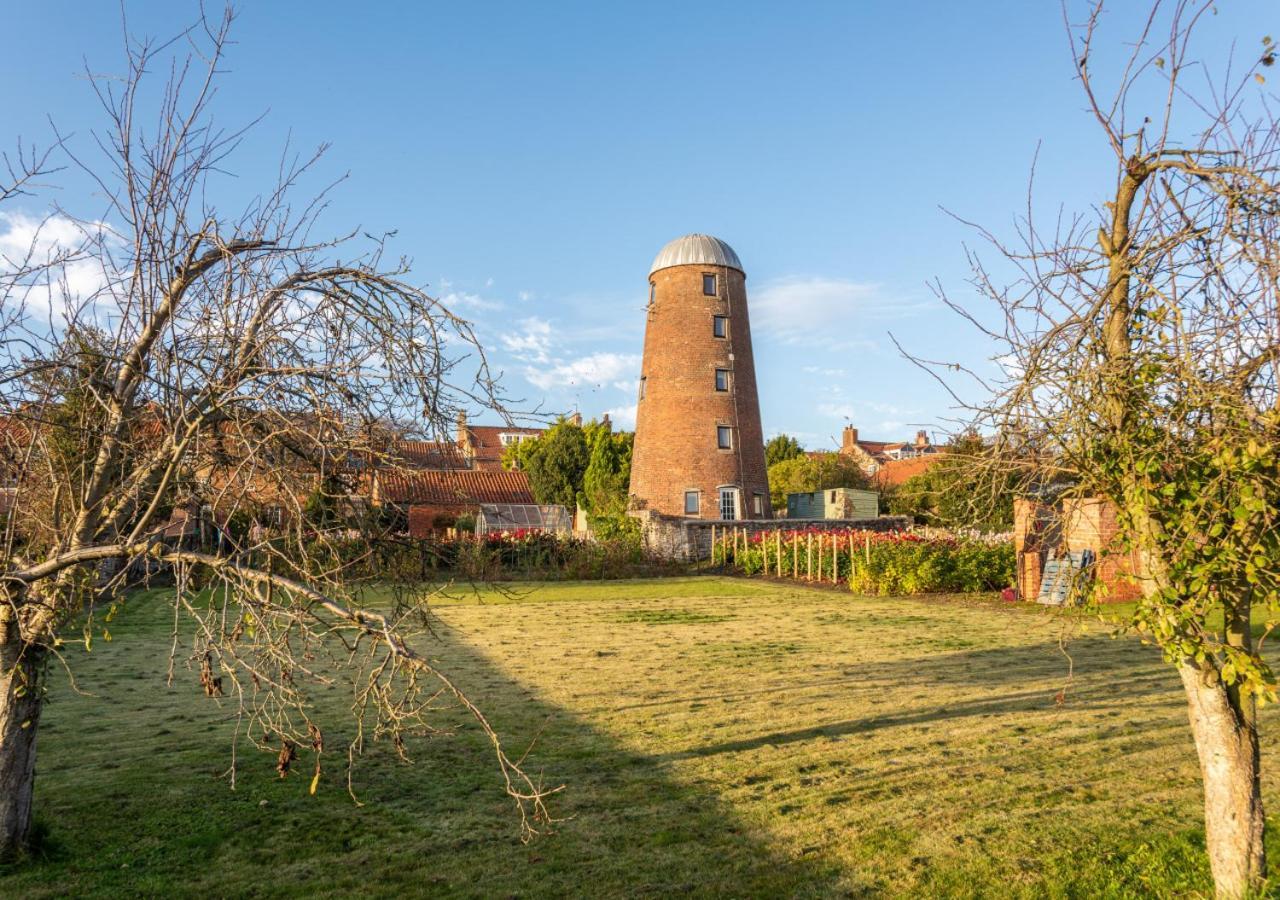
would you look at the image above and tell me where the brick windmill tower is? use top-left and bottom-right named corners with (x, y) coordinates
top-left (629, 234), bottom-right (771, 520)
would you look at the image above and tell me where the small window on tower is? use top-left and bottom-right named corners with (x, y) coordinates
top-left (703, 273), bottom-right (717, 296)
top-left (684, 491), bottom-right (700, 515)
top-left (638, 376), bottom-right (646, 401)
top-left (715, 369), bottom-right (730, 392)
top-left (752, 493), bottom-right (764, 517)
top-left (712, 315), bottom-right (728, 338)
top-left (649, 282), bottom-right (655, 305)
top-left (717, 426), bottom-right (732, 450)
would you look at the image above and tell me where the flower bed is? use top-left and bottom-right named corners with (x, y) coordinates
top-left (714, 527), bottom-right (1014, 595)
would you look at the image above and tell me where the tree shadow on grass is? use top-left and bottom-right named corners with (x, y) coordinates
top-left (658, 633), bottom-right (1179, 763)
top-left (4, 593), bottom-right (856, 899)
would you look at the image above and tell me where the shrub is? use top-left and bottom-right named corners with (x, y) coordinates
top-left (718, 528), bottom-right (1014, 596)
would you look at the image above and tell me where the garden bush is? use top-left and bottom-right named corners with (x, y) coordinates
top-left (720, 528), bottom-right (1013, 595)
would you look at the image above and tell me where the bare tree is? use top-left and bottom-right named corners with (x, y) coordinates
top-left (926, 2), bottom-right (1279, 894)
top-left (0, 8), bottom-right (554, 857)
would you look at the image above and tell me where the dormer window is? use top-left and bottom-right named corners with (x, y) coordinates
top-left (703, 274), bottom-right (717, 296)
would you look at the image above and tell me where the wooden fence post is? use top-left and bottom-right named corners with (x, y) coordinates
top-left (832, 534), bottom-right (838, 584)
top-left (806, 533), bottom-right (813, 581)
top-left (817, 533), bottom-right (823, 583)
top-left (865, 532), bottom-right (871, 564)
top-left (775, 529), bottom-right (783, 577)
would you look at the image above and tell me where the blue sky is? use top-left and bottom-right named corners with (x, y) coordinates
top-left (2, 1), bottom-right (1272, 449)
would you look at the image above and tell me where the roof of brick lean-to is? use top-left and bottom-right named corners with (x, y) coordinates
top-left (375, 469), bottom-right (535, 506)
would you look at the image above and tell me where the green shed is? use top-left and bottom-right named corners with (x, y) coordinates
top-left (786, 487), bottom-right (879, 520)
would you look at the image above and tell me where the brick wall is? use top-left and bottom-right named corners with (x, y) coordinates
top-left (1061, 498), bottom-right (1144, 602)
top-left (629, 263), bottom-right (771, 520)
top-left (1012, 496), bottom-right (1143, 602)
top-left (407, 503), bottom-right (466, 537)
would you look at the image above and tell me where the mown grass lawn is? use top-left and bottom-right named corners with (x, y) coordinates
top-left (4, 576), bottom-right (1278, 898)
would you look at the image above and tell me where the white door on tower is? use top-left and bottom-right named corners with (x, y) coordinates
top-left (719, 487), bottom-right (739, 521)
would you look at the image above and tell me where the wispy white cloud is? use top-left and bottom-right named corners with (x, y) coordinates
top-left (0, 211), bottom-right (122, 323)
top-left (441, 289), bottom-right (504, 313)
top-left (802, 364), bottom-right (848, 377)
top-left (752, 276), bottom-right (932, 348)
top-left (500, 316), bottom-right (555, 364)
top-left (524, 350), bottom-right (641, 391)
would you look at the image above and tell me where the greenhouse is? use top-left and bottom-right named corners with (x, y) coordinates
top-left (474, 503), bottom-right (572, 536)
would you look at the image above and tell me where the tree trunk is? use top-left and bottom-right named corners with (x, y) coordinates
top-left (0, 633), bottom-right (43, 858)
top-left (1178, 660), bottom-right (1266, 898)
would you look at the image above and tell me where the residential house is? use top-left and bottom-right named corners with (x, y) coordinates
top-left (838, 426), bottom-right (940, 477)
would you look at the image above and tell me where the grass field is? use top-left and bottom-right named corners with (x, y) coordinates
top-left (3, 576), bottom-right (1278, 898)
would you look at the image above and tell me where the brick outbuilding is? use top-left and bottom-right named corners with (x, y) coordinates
top-left (371, 469), bottom-right (535, 537)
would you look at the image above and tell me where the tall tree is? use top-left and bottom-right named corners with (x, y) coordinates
top-left (505, 417), bottom-right (592, 511)
top-left (928, 3), bottom-right (1280, 893)
top-left (765, 433), bottom-right (804, 467)
top-left (0, 10), bottom-right (551, 856)
top-left (767, 453), bottom-right (870, 512)
top-left (582, 427), bottom-right (633, 519)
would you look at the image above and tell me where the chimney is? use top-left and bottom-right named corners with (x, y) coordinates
top-left (916, 429), bottom-right (929, 449)
top-left (569, 411), bottom-right (583, 427)
top-left (842, 426), bottom-right (858, 452)
top-left (456, 410), bottom-right (472, 457)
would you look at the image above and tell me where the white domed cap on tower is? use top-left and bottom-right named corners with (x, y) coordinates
top-left (649, 234), bottom-right (744, 277)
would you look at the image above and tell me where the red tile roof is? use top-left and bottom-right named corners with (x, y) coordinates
top-left (375, 469), bottom-right (535, 505)
top-left (391, 439), bottom-right (470, 470)
top-left (875, 454), bottom-right (943, 487)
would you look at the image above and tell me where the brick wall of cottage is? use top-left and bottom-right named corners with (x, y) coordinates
top-left (629, 263), bottom-right (771, 520)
